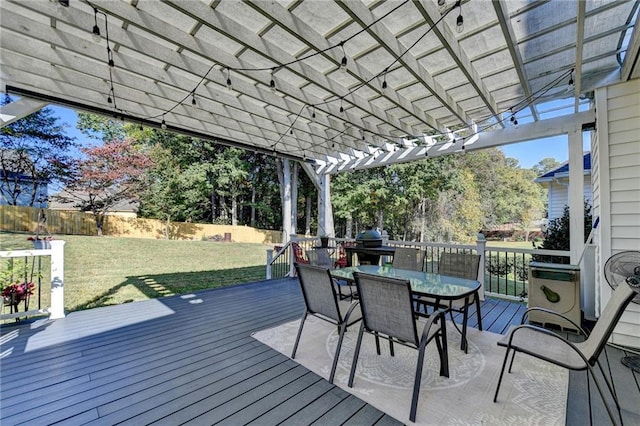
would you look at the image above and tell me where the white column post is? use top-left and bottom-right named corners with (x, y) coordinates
top-left (568, 130), bottom-right (584, 265)
top-left (266, 248), bottom-right (273, 280)
top-left (476, 233), bottom-right (486, 301)
top-left (49, 240), bottom-right (66, 319)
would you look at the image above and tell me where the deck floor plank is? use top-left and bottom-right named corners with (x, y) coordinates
top-left (1, 277), bottom-right (637, 425)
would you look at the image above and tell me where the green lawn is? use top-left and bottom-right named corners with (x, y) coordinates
top-left (1, 233), bottom-right (273, 313)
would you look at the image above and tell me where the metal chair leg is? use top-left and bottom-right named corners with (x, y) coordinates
top-left (493, 346), bottom-right (512, 402)
top-left (329, 320), bottom-right (348, 384)
top-left (348, 323), bottom-right (365, 388)
top-left (291, 311), bottom-right (308, 359)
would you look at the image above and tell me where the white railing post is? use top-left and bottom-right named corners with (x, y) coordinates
top-left (266, 248), bottom-right (273, 280)
top-left (476, 233), bottom-right (486, 301)
top-left (49, 240), bottom-right (66, 319)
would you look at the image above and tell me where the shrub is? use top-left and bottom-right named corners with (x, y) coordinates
top-left (534, 202), bottom-right (592, 264)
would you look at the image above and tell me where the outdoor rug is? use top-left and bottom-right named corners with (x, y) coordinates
top-left (252, 316), bottom-right (568, 425)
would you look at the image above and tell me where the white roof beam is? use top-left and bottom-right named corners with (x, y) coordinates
top-left (318, 109), bottom-right (595, 174)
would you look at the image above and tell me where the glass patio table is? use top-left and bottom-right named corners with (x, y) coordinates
top-left (331, 265), bottom-right (481, 352)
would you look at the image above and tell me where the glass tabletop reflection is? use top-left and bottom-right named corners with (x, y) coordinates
top-left (330, 265), bottom-right (480, 300)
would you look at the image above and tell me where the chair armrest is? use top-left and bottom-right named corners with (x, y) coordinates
top-left (343, 300), bottom-right (361, 322)
top-left (419, 308), bottom-right (446, 341)
top-left (507, 324), bottom-right (592, 367)
top-left (520, 307), bottom-right (589, 338)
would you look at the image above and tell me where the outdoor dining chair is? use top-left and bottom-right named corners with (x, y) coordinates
top-left (417, 252), bottom-right (482, 352)
top-left (392, 247), bottom-right (425, 271)
top-left (493, 275), bottom-right (640, 426)
top-left (292, 263), bottom-right (362, 383)
top-left (349, 272), bottom-right (448, 422)
top-left (307, 247), bottom-right (357, 300)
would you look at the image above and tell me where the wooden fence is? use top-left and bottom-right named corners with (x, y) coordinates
top-left (0, 206), bottom-right (282, 244)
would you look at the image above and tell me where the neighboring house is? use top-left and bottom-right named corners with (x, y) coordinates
top-left (49, 190), bottom-right (138, 218)
top-left (0, 170), bottom-right (48, 208)
top-left (0, 150), bottom-right (48, 208)
top-left (535, 152), bottom-right (592, 221)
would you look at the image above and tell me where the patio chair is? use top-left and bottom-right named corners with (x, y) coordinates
top-left (349, 272), bottom-right (448, 422)
top-left (291, 242), bottom-right (308, 265)
top-left (307, 247), bottom-right (357, 300)
top-left (292, 263), bottom-right (362, 383)
top-left (392, 247), bottom-right (425, 271)
top-left (417, 252), bottom-right (482, 351)
top-left (306, 247), bottom-right (333, 268)
top-left (493, 278), bottom-right (640, 426)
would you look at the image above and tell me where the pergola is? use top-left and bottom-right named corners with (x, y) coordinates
top-left (1, 0), bottom-right (639, 241)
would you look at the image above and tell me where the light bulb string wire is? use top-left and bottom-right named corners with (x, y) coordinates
top-left (272, 2), bottom-right (455, 150)
top-left (90, 2), bottom-right (572, 161)
top-left (283, 66), bottom-right (573, 157)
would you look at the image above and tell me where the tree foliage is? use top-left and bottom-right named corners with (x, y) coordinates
top-left (0, 95), bottom-right (77, 206)
top-left (59, 139), bottom-right (153, 234)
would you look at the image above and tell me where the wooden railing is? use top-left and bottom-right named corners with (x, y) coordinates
top-left (266, 235), bottom-right (571, 301)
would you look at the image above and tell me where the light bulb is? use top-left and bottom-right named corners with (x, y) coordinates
top-left (92, 26), bottom-right (101, 43)
top-left (438, 0), bottom-right (447, 13)
top-left (226, 77), bottom-right (232, 90)
top-left (161, 119), bottom-right (167, 130)
top-left (340, 55), bottom-right (348, 72)
top-left (382, 80), bottom-right (387, 90)
top-left (270, 78), bottom-right (276, 93)
top-left (107, 96), bottom-right (112, 104)
top-left (456, 14), bottom-right (464, 33)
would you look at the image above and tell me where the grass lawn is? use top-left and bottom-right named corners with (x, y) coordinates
top-left (1, 233), bottom-right (273, 314)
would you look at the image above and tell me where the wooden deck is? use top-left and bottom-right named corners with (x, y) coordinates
top-left (1, 278), bottom-right (638, 425)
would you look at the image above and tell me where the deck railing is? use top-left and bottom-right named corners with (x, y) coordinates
top-left (266, 236), bottom-right (570, 301)
top-left (0, 240), bottom-right (66, 321)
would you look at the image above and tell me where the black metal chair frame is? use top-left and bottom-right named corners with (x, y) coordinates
top-left (418, 252), bottom-right (482, 353)
top-left (292, 263), bottom-right (361, 383)
top-left (493, 281), bottom-right (640, 426)
top-left (349, 272), bottom-right (449, 422)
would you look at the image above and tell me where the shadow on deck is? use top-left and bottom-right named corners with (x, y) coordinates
top-left (1, 278), bottom-right (638, 424)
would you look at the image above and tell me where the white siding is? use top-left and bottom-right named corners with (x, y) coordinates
top-left (594, 78), bottom-right (640, 349)
top-left (546, 176), bottom-right (593, 220)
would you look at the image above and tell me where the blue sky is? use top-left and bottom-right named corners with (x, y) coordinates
top-left (48, 105), bottom-right (587, 169)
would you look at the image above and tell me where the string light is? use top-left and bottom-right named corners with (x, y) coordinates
top-left (438, 0), bottom-right (447, 13)
top-left (510, 109), bottom-right (518, 128)
top-left (567, 68), bottom-right (575, 93)
top-left (225, 68), bottom-right (232, 90)
top-left (161, 115), bottom-right (167, 130)
top-left (270, 68), bottom-right (277, 93)
top-left (92, 8), bottom-right (101, 42)
top-left (86, 3), bottom-right (572, 162)
top-left (456, 2), bottom-right (464, 34)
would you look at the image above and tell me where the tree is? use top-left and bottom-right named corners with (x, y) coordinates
top-left (59, 139), bottom-right (153, 235)
top-left (534, 203), bottom-right (593, 264)
top-left (532, 157), bottom-right (561, 176)
top-left (210, 148), bottom-right (249, 226)
top-left (0, 95), bottom-right (77, 206)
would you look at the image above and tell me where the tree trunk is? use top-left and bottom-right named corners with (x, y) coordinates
top-left (165, 216), bottom-right (170, 239)
top-left (346, 215), bottom-right (353, 238)
top-left (250, 186), bottom-right (256, 227)
top-left (210, 191), bottom-right (217, 223)
top-left (231, 196), bottom-right (238, 226)
top-left (377, 209), bottom-right (383, 231)
top-left (305, 196), bottom-right (312, 236)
